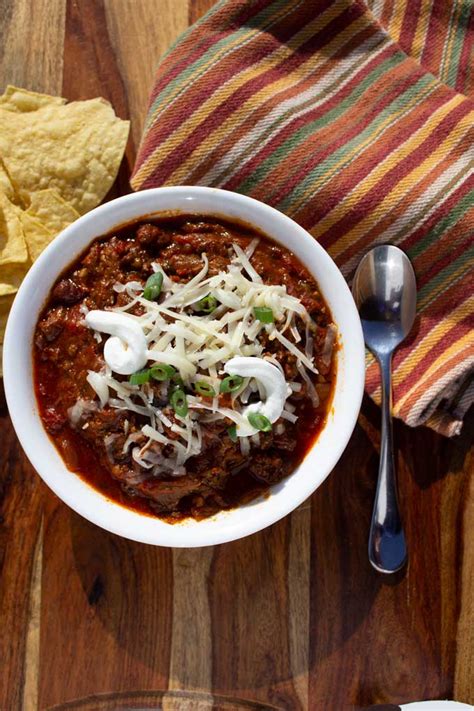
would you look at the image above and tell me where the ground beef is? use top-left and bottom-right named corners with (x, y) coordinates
top-left (42, 406), bottom-right (67, 434)
top-left (250, 452), bottom-right (290, 484)
top-left (136, 223), bottom-right (172, 248)
top-left (79, 408), bottom-right (128, 442)
top-left (273, 431), bottom-right (298, 452)
top-left (166, 253), bottom-right (204, 278)
top-left (140, 475), bottom-right (206, 513)
top-left (208, 255), bottom-right (229, 275)
top-left (35, 307), bottom-right (65, 346)
top-left (52, 279), bottom-right (88, 306)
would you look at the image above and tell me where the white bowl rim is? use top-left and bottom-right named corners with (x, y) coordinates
top-left (3, 186), bottom-right (365, 547)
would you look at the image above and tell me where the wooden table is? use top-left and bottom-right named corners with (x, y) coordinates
top-left (1, 2), bottom-right (473, 709)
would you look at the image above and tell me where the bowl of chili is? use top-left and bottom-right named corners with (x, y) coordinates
top-left (3, 187), bottom-right (364, 546)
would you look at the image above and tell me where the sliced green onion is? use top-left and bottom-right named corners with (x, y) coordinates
top-left (129, 368), bottom-right (151, 385)
top-left (143, 272), bottom-right (163, 301)
top-left (150, 363), bottom-right (176, 381)
top-left (220, 375), bottom-right (244, 393)
top-left (193, 381), bottom-right (216, 397)
top-left (196, 294), bottom-right (217, 314)
top-left (253, 306), bottom-right (274, 323)
top-left (228, 425), bottom-right (238, 442)
top-left (170, 388), bottom-right (188, 417)
top-left (248, 412), bottom-right (272, 432)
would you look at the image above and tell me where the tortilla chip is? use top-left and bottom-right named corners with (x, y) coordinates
top-left (0, 193), bottom-right (28, 265)
top-left (0, 293), bottom-right (16, 376)
top-left (0, 194), bottom-right (53, 261)
top-left (0, 86), bottom-right (129, 377)
top-left (0, 293), bottom-right (15, 336)
top-left (0, 261), bottom-right (29, 296)
top-left (0, 158), bottom-right (16, 201)
top-left (0, 95), bottom-right (129, 214)
top-left (26, 189), bottom-right (79, 237)
top-left (19, 211), bottom-right (53, 260)
top-left (0, 85), bottom-right (66, 113)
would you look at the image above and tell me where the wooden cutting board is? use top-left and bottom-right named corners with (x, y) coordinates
top-left (0, 2), bottom-right (473, 709)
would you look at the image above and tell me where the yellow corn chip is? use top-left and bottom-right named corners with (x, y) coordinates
top-left (0, 293), bottom-right (16, 376)
top-left (19, 211), bottom-right (53, 260)
top-left (0, 94), bottom-right (129, 214)
top-left (0, 293), bottom-right (15, 336)
top-left (0, 261), bottom-right (29, 296)
top-left (0, 158), bottom-right (16, 201)
top-left (0, 85), bottom-right (66, 113)
top-left (0, 194), bottom-right (53, 261)
top-left (0, 193), bottom-right (28, 265)
top-left (27, 188), bottom-right (79, 236)
top-left (0, 86), bottom-right (129, 379)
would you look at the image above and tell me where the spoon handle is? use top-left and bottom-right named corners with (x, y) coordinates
top-left (368, 353), bottom-right (407, 574)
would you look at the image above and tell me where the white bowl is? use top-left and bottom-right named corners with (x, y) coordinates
top-left (3, 187), bottom-right (364, 547)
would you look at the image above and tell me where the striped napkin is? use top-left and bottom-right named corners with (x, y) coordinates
top-left (131, 0), bottom-right (474, 436)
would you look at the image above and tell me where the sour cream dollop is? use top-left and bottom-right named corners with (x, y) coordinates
top-left (85, 310), bottom-right (148, 375)
top-left (224, 356), bottom-right (289, 437)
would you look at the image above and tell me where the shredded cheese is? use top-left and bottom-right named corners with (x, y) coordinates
top-left (79, 240), bottom-right (336, 479)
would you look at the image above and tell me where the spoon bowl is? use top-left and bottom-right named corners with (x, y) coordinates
top-left (352, 245), bottom-right (417, 355)
top-left (353, 245), bottom-right (417, 574)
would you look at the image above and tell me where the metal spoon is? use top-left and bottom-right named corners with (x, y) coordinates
top-left (352, 245), bottom-right (417, 574)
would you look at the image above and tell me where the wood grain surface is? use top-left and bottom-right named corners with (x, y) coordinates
top-left (0, 2), bottom-right (473, 709)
